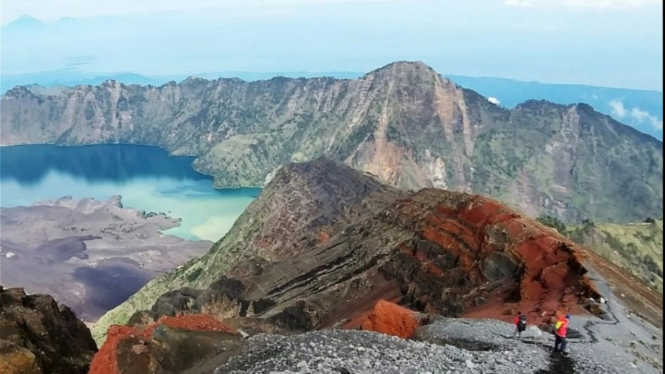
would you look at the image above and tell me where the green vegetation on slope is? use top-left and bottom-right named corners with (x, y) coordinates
top-left (2, 62), bottom-right (662, 224)
top-left (538, 215), bottom-right (663, 292)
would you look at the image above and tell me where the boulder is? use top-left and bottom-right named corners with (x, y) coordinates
top-left (360, 300), bottom-right (427, 339)
top-left (0, 341), bottom-right (41, 374)
top-left (0, 287), bottom-right (97, 374)
top-left (90, 314), bottom-right (243, 374)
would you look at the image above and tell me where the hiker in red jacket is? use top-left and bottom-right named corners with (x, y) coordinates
top-left (514, 311), bottom-right (527, 339)
top-left (553, 314), bottom-right (571, 354)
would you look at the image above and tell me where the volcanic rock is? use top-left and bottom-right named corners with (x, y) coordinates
top-left (90, 158), bottom-right (663, 372)
top-left (2, 62), bottom-right (661, 224)
top-left (89, 314), bottom-right (242, 374)
top-left (359, 300), bottom-right (428, 339)
top-left (125, 159), bottom-right (619, 338)
top-left (0, 286), bottom-right (98, 374)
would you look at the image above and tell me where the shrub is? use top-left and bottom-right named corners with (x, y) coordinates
top-left (537, 214), bottom-right (567, 232)
top-left (187, 268), bottom-right (203, 282)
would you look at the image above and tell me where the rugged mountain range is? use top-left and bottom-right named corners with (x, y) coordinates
top-left (1, 61), bottom-right (662, 222)
top-left (92, 158), bottom-right (663, 347)
top-left (2, 158), bottom-right (658, 373)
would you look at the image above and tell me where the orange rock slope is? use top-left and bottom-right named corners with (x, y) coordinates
top-left (94, 177), bottom-right (661, 367)
top-left (360, 300), bottom-right (428, 339)
top-left (89, 314), bottom-right (236, 374)
top-left (318, 189), bottom-right (611, 334)
top-left (374, 189), bottom-right (603, 327)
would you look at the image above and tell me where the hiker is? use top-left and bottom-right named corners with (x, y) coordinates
top-left (514, 311), bottom-right (527, 339)
top-left (553, 314), bottom-right (571, 354)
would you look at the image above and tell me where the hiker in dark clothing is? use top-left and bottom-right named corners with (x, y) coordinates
top-left (554, 314), bottom-right (571, 354)
top-left (514, 311), bottom-right (527, 339)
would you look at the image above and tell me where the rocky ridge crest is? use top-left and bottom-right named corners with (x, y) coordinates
top-left (94, 159), bottom-right (661, 348)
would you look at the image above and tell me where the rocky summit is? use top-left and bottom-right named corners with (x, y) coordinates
top-left (1, 61), bottom-right (662, 223)
top-left (89, 158), bottom-right (662, 374)
top-left (0, 286), bottom-right (98, 374)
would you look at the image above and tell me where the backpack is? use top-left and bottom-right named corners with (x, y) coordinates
top-left (518, 315), bottom-right (527, 331)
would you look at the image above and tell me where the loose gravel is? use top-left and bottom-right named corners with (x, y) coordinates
top-left (214, 318), bottom-right (661, 374)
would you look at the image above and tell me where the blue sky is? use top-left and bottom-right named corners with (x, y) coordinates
top-left (1, 0), bottom-right (663, 90)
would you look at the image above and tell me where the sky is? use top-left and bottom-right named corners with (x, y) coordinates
top-left (0, 0), bottom-right (663, 90)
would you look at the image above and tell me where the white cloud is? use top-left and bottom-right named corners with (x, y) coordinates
top-left (488, 97), bottom-right (501, 105)
top-left (609, 100), bottom-right (627, 118)
top-left (609, 99), bottom-right (663, 131)
top-left (631, 107), bottom-right (663, 130)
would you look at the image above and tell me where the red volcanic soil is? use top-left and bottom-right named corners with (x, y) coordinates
top-left (387, 191), bottom-right (602, 324)
top-left (429, 194), bottom-right (661, 327)
top-left (143, 314), bottom-right (236, 337)
top-left (89, 325), bottom-right (139, 374)
top-left (334, 191), bottom-right (612, 334)
top-left (359, 300), bottom-right (425, 339)
top-left (89, 314), bottom-right (236, 374)
top-left (428, 197), bottom-right (597, 300)
top-left (328, 191), bottom-right (614, 333)
top-left (317, 230), bottom-right (331, 244)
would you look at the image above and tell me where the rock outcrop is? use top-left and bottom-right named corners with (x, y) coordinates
top-left (96, 159), bottom-right (661, 348)
top-left (0, 286), bottom-right (98, 374)
top-left (89, 315), bottom-right (242, 374)
top-left (139, 185), bottom-right (601, 331)
top-left (2, 62), bottom-right (662, 223)
top-left (359, 300), bottom-right (428, 339)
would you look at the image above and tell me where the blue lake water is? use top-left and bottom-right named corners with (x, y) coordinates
top-left (0, 144), bottom-right (261, 241)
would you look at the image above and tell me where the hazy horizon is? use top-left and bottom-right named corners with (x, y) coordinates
top-left (1, 0), bottom-right (662, 91)
top-left (3, 64), bottom-right (665, 93)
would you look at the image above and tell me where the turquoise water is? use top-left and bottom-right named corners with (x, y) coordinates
top-left (0, 144), bottom-right (260, 241)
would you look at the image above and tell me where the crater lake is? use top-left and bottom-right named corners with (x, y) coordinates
top-left (0, 144), bottom-right (261, 241)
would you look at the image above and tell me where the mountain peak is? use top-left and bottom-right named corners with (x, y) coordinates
top-left (5, 15), bottom-right (43, 29)
top-left (112, 158), bottom-right (654, 339)
top-left (365, 61), bottom-right (453, 86)
top-left (379, 60), bottom-right (434, 71)
top-left (263, 157), bottom-right (403, 225)
top-left (367, 61), bottom-right (435, 76)
top-left (2, 62), bottom-right (661, 224)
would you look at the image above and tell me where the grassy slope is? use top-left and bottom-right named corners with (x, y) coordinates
top-left (562, 219), bottom-right (663, 293)
top-left (90, 205), bottom-right (260, 344)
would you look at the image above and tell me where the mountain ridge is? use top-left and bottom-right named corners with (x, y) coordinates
top-left (91, 158), bottom-right (663, 350)
top-left (1, 61), bottom-right (662, 223)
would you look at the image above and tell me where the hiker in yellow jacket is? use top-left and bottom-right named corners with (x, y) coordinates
top-left (553, 314), bottom-right (571, 354)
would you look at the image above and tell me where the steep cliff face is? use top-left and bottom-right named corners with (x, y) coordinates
top-left (472, 101), bottom-right (663, 222)
top-left (92, 158), bottom-right (405, 342)
top-left (0, 286), bottom-right (98, 374)
top-left (126, 187), bottom-right (601, 331)
top-left (93, 159), bottom-right (662, 346)
top-left (2, 62), bottom-right (661, 222)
